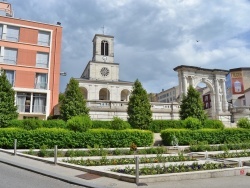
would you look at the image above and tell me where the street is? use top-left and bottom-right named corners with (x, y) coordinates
top-left (0, 163), bottom-right (84, 188)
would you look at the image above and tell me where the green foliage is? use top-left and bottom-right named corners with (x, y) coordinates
top-left (127, 79), bottom-right (152, 129)
top-left (6, 119), bottom-right (23, 128)
top-left (184, 117), bottom-right (202, 130)
top-left (42, 119), bottom-right (67, 129)
top-left (237, 118), bottom-right (250, 129)
top-left (60, 78), bottom-right (89, 121)
top-left (92, 120), bottom-right (112, 129)
top-left (161, 128), bottom-right (250, 146)
top-left (203, 119), bottom-right (224, 129)
top-left (179, 85), bottom-right (207, 121)
top-left (22, 119), bottom-right (43, 130)
top-left (0, 128), bottom-right (153, 149)
top-left (148, 120), bottom-right (185, 133)
top-left (0, 70), bottom-right (18, 127)
top-left (110, 117), bottom-right (131, 130)
top-left (66, 115), bottom-right (92, 132)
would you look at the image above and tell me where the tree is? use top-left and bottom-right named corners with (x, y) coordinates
top-left (179, 85), bottom-right (207, 121)
top-left (0, 70), bottom-right (18, 127)
top-left (127, 79), bottom-right (152, 129)
top-left (60, 78), bottom-right (89, 121)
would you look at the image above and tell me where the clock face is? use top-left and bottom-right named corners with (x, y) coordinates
top-left (100, 67), bottom-right (109, 77)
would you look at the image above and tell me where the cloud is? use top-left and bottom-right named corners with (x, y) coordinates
top-left (11, 0), bottom-right (250, 94)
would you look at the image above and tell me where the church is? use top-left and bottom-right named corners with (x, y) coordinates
top-left (75, 34), bottom-right (133, 103)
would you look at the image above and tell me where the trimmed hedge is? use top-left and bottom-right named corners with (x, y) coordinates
top-left (148, 120), bottom-right (185, 133)
top-left (148, 119), bottom-right (225, 133)
top-left (161, 128), bottom-right (250, 146)
top-left (92, 120), bottom-right (112, 129)
top-left (0, 128), bottom-right (153, 149)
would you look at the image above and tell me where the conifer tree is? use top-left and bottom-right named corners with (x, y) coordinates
top-left (60, 78), bottom-right (89, 121)
top-left (0, 70), bottom-right (18, 127)
top-left (127, 79), bottom-right (152, 129)
top-left (179, 85), bottom-right (206, 121)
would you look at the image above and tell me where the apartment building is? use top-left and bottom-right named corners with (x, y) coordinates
top-left (0, 1), bottom-right (62, 119)
top-left (157, 86), bottom-right (179, 103)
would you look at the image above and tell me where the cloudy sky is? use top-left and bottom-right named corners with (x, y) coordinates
top-left (12, 0), bottom-right (250, 93)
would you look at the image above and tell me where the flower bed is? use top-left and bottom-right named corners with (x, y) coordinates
top-left (63, 153), bottom-right (195, 166)
top-left (111, 162), bottom-right (234, 175)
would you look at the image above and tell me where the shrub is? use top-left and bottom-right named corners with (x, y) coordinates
top-left (22, 119), bottom-right (43, 130)
top-left (0, 128), bottom-right (153, 149)
top-left (6, 119), bottom-right (23, 128)
top-left (203, 119), bottom-right (224, 129)
top-left (92, 120), bottom-right (112, 129)
top-left (66, 115), bottom-right (92, 132)
top-left (161, 128), bottom-right (250, 146)
top-left (110, 117), bottom-right (131, 130)
top-left (184, 117), bottom-right (202, 130)
top-left (237, 118), bottom-right (250, 129)
top-left (42, 119), bottom-right (67, 129)
top-left (148, 120), bottom-right (185, 133)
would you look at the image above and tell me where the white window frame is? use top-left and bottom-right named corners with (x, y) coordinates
top-left (38, 31), bottom-right (50, 46)
top-left (35, 73), bottom-right (48, 89)
top-left (6, 25), bottom-right (19, 42)
top-left (36, 52), bottom-right (49, 68)
top-left (4, 48), bottom-right (17, 65)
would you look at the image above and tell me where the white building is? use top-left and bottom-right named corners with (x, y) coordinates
top-left (75, 34), bottom-right (133, 103)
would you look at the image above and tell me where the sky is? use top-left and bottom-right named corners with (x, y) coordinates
top-left (11, 0), bottom-right (250, 93)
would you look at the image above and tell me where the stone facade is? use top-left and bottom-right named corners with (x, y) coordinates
top-left (76, 34), bottom-right (133, 103)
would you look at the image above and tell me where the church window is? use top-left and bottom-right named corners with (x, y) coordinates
top-left (101, 40), bottom-right (109, 56)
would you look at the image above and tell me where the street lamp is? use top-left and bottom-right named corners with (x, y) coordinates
top-left (60, 72), bottom-right (67, 76)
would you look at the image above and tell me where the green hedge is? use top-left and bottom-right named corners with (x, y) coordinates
top-left (161, 128), bottom-right (250, 145)
top-left (0, 128), bottom-right (153, 149)
top-left (148, 120), bottom-right (185, 132)
top-left (148, 119), bottom-right (225, 133)
top-left (92, 120), bottom-right (112, 129)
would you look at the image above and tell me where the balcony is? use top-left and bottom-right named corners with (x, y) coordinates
top-left (17, 105), bottom-right (46, 114)
top-left (35, 82), bottom-right (47, 90)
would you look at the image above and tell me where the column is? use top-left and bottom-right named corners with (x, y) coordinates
top-left (215, 79), bottom-right (221, 113)
top-left (182, 76), bottom-right (187, 95)
top-left (221, 79), bottom-right (228, 112)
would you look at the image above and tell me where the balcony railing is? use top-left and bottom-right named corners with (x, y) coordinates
top-left (35, 82), bottom-right (47, 89)
top-left (17, 105), bottom-right (46, 114)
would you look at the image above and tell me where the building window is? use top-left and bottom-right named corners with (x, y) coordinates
top-left (36, 52), bottom-right (49, 68)
top-left (38, 31), bottom-right (50, 46)
top-left (243, 99), bottom-right (246, 106)
top-left (16, 92), bottom-right (31, 113)
top-left (35, 73), bottom-right (47, 89)
top-left (5, 70), bottom-right (15, 86)
top-left (0, 24), bottom-right (3, 39)
top-left (33, 93), bottom-right (46, 114)
top-left (4, 48), bottom-right (17, 64)
top-left (6, 25), bottom-right (19, 42)
top-left (101, 40), bottom-right (108, 56)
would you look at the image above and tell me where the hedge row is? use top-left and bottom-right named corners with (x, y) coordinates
top-left (161, 128), bottom-right (250, 145)
top-left (148, 119), bottom-right (224, 133)
top-left (0, 128), bottom-right (153, 149)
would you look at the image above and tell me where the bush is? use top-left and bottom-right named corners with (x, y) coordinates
top-left (92, 120), bottom-right (112, 129)
top-left (66, 115), bottom-right (92, 132)
top-left (148, 120), bottom-right (185, 133)
top-left (184, 117), bottom-right (202, 130)
top-left (237, 118), bottom-right (250, 129)
top-left (0, 128), bottom-right (153, 149)
top-left (6, 119), bottom-right (23, 128)
top-left (203, 119), bottom-right (224, 129)
top-left (22, 119), bottom-right (43, 130)
top-left (161, 128), bottom-right (250, 146)
top-left (110, 117), bottom-right (131, 130)
top-left (42, 119), bottom-right (67, 129)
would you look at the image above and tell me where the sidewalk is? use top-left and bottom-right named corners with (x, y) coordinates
top-left (0, 149), bottom-right (139, 188)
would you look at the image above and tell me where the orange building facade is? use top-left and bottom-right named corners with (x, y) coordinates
top-left (0, 2), bottom-right (62, 119)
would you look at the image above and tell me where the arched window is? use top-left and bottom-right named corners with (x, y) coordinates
top-left (101, 40), bottom-right (109, 56)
